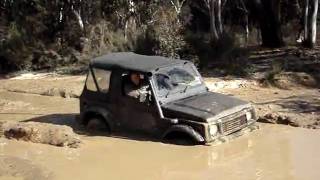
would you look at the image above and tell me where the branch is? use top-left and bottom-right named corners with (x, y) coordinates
top-left (239, 0), bottom-right (248, 12)
top-left (170, 0), bottom-right (188, 14)
top-left (202, 0), bottom-right (211, 9)
top-left (191, 0), bottom-right (210, 15)
top-left (73, 9), bottom-right (84, 30)
top-left (170, 0), bottom-right (179, 14)
top-left (222, 0), bottom-right (228, 10)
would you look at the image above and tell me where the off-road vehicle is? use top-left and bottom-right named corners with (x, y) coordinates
top-left (79, 52), bottom-right (258, 144)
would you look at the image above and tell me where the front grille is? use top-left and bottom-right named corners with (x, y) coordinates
top-left (220, 115), bottom-right (247, 135)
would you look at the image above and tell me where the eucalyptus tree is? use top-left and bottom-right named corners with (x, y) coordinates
top-left (251, 0), bottom-right (284, 47)
top-left (303, 0), bottom-right (319, 48)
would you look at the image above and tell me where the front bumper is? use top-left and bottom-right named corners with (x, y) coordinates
top-left (206, 122), bottom-right (259, 145)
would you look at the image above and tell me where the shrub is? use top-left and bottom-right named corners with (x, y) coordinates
top-left (185, 32), bottom-right (252, 76)
top-left (134, 7), bottom-right (188, 59)
top-left (0, 22), bottom-right (31, 70)
top-left (260, 59), bottom-right (285, 87)
top-left (84, 21), bottom-right (132, 57)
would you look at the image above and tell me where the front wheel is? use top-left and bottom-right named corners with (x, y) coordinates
top-left (166, 137), bottom-right (196, 146)
top-left (163, 132), bottom-right (199, 146)
top-left (86, 117), bottom-right (110, 135)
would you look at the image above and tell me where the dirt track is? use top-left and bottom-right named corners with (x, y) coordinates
top-left (0, 73), bottom-right (319, 179)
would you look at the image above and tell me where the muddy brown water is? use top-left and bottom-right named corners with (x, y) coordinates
top-left (0, 125), bottom-right (319, 180)
top-left (0, 90), bottom-right (320, 179)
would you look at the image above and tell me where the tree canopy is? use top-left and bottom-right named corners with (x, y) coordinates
top-left (0, 0), bottom-right (318, 72)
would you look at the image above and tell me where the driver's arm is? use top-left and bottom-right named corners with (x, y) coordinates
top-left (124, 84), bottom-right (140, 99)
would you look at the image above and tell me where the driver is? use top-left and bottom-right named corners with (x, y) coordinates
top-left (124, 72), bottom-right (149, 102)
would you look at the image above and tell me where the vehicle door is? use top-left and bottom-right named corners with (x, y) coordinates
top-left (80, 66), bottom-right (114, 118)
top-left (116, 71), bottom-right (160, 136)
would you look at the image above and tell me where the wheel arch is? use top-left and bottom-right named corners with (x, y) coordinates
top-left (162, 124), bottom-right (205, 143)
top-left (81, 107), bottom-right (114, 131)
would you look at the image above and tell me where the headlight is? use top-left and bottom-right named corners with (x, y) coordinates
top-left (209, 125), bottom-right (218, 136)
top-left (246, 111), bottom-right (252, 121)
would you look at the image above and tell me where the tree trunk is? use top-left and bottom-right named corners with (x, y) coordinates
top-left (170, 0), bottom-right (187, 18)
top-left (304, 0), bottom-right (318, 48)
top-left (239, 0), bottom-right (249, 46)
top-left (270, 0), bottom-right (284, 46)
top-left (73, 10), bottom-right (84, 30)
top-left (124, 0), bottom-right (136, 40)
top-left (245, 15), bottom-right (249, 46)
top-left (208, 0), bottom-right (223, 42)
top-left (304, 0), bottom-right (310, 40)
top-left (215, 0), bottom-right (223, 35)
top-left (209, 0), bottom-right (219, 42)
top-left (253, 0), bottom-right (285, 48)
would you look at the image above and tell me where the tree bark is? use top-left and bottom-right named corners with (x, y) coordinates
top-left (207, 0), bottom-right (223, 42)
top-left (73, 9), bottom-right (84, 30)
top-left (253, 0), bottom-right (285, 48)
top-left (170, 0), bottom-right (187, 17)
top-left (215, 0), bottom-right (223, 35)
top-left (304, 0), bottom-right (310, 40)
top-left (209, 0), bottom-right (219, 42)
top-left (270, 0), bottom-right (284, 46)
top-left (304, 0), bottom-right (318, 48)
top-left (124, 0), bottom-right (136, 40)
top-left (239, 0), bottom-right (249, 46)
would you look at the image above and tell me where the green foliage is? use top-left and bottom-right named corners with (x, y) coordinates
top-left (1, 0), bottom-right (284, 77)
top-left (0, 22), bottom-right (28, 70)
top-left (185, 32), bottom-right (252, 76)
top-left (261, 59), bottom-right (286, 87)
top-left (134, 7), bottom-right (188, 59)
top-left (85, 21), bottom-right (131, 56)
top-left (134, 26), bottom-right (159, 55)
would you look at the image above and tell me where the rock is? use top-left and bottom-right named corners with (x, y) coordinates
top-left (303, 121), bottom-right (320, 129)
top-left (258, 113), bottom-right (299, 127)
top-left (0, 121), bottom-right (81, 148)
top-left (273, 72), bottom-right (318, 89)
top-left (276, 115), bottom-right (295, 126)
top-left (258, 113), bottom-right (277, 124)
top-left (42, 88), bottom-right (62, 97)
top-left (41, 88), bottom-right (79, 98)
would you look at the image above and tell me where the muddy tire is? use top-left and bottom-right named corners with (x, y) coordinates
top-left (167, 138), bottom-right (196, 146)
top-left (164, 132), bottom-right (198, 146)
top-left (86, 117), bottom-right (110, 135)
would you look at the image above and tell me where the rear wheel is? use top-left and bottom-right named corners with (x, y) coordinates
top-left (86, 117), bottom-right (110, 135)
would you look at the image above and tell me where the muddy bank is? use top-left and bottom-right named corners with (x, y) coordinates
top-left (219, 86), bottom-right (320, 128)
top-left (0, 121), bottom-right (81, 148)
top-left (0, 73), bottom-right (85, 99)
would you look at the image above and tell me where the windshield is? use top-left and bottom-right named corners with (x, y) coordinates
top-left (153, 63), bottom-right (203, 98)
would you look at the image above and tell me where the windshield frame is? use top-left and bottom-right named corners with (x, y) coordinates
top-left (151, 62), bottom-right (207, 104)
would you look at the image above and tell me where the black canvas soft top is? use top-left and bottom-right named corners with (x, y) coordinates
top-left (90, 52), bottom-right (188, 73)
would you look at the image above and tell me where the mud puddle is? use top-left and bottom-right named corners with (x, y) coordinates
top-left (0, 79), bottom-right (320, 179)
top-left (0, 90), bottom-right (78, 121)
top-left (0, 125), bottom-right (319, 180)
